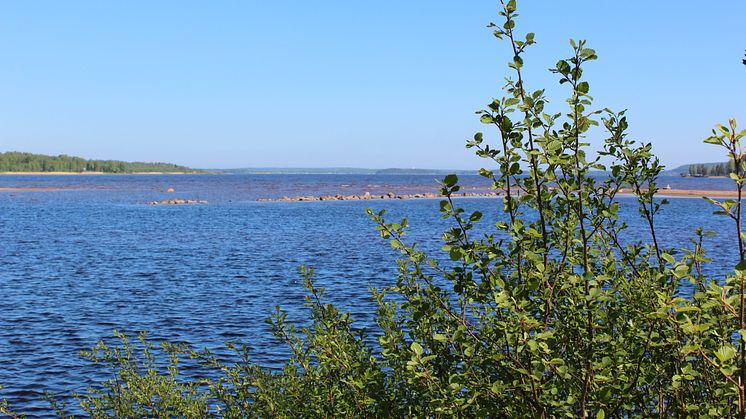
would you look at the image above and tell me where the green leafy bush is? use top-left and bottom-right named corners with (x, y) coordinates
top-left (4, 1), bottom-right (746, 417)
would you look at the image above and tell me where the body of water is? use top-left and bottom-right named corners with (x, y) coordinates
top-left (0, 174), bottom-right (740, 415)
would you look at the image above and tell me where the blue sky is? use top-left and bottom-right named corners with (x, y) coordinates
top-left (0, 1), bottom-right (743, 169)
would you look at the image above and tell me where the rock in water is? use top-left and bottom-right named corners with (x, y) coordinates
top-left (146, 199), bottom-right (207, 205)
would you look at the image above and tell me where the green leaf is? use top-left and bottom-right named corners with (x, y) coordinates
top-left (410, 342), bottom-right (423, 356)
top-left (491, 382), bottom-right (501, 394)
top-left (704, 135), bottom-right (721, 145)
top-left (703, 196), bottom-right (722, 208)
top-left (676, 306), bottom-right (700, 313)
top-left (556, 60), bottom-right (571, 75)
top-left (505, 0), bottom-right (516, 12)
top-left (673, 264), bottom-right (689, 278)
top-left (581, 48), bottom-right (597, 59)
top-left (715, 346), bottom-right (736, 363)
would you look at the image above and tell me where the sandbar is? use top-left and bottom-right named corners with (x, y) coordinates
top-left (620, 188), bottom-right (738, 198)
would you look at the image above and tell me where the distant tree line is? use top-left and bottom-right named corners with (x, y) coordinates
top-left (0, 152), bottom-right (196, 173)
top-left (686, 161), bottom-right (735, 176)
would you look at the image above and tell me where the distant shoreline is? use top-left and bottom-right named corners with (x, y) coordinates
top-left (0, 171), bottom-right (199, 175)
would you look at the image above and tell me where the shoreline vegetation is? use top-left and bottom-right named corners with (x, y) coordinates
top-left (669, 161), bottom-right (736, 177)
top-left (0, 151), bottom-right (200, 174)
top-left (0, 171), bottom-right (195, 175)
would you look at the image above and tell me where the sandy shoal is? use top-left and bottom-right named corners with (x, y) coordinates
top-left (619, 188), bottom-right (738, 198)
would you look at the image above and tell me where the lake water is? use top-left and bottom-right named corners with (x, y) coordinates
top-left (0, 174), bottom-right (740, 415)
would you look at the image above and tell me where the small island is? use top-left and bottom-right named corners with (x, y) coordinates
top-left (671, 160), bottom-right (735, 177)
top-left (0, 151), bottom-right (200, 174)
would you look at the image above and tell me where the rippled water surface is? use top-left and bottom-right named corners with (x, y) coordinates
top-left (0, 174), bottom-right (740, 415)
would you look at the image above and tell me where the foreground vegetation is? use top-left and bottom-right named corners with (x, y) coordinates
top-left (3, 1), bottom-right (746, 417)
top-left (0, 152), bottom-right (197, 173)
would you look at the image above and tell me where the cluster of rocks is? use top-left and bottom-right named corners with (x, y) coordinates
top-left (258, 191), bottom-right (502, 202)
top-left (146, 199), bottom-right (208, 205)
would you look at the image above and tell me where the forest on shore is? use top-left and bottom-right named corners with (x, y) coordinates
top-left (0, 152), bottom-right (197, 173)
top-left (680, 161), bottom-right (735, 176)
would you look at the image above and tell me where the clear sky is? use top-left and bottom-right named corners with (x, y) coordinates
top-left (0, 1), bottom-right (743, 169)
